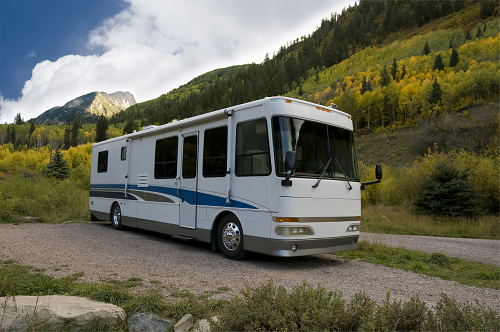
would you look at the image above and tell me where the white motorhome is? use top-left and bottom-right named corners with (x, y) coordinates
top-left (89, 97), bottom-right (381, 259)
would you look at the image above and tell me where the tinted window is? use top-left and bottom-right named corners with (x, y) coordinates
top-left (155, 136), bottom-right (178, 179)
top-left (121, 146), bottom-right (127, 161)
top-left (235, 118), bottom-right (271, 176)
top-left (98, 151), bottom-right (108, 173)
top-left (203, 126), bottom-right (227, 177)
top-left (182, 135), bottom-right (197, 179)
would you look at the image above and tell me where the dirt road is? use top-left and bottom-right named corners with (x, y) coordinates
top-left (0, 222), bottom-right (498, 311)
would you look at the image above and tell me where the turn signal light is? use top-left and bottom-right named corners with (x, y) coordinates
top-left (275, 217), bottom-right (299, 223)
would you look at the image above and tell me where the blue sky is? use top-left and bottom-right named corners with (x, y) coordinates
top-left (0, 0), bottom-right (355, 123)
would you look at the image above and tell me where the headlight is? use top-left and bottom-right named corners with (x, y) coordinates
top-left (346, 224), bottom-right (360, 232)
top-left (275, 226), bottom-right (314, 236)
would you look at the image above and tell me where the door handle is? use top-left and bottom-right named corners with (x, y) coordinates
top-left (175, 176), bottom-right (180, 196)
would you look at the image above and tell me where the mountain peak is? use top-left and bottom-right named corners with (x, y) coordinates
top-left (35, 91), bottom-right (136, 124)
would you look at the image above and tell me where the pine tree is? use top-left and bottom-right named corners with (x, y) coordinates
top-left (45, 149), bottom-right (70, 180)
top-left (123, 117), bottom-right (135, 135)
top-left (433, 54), bottom-right (444, 71)
top-left (401, 64), bottom-right (406, 80)
top-left (423, 41), bottom-right (431, 55)
top-left (380, 65), bottom-right (390, 87)
top-left (465, 29), bottom-right (472, 40)
top-left (95, 115), bottom-right (109, 143)
top-left (71, 117), bottom-right (81, 147)
top-left (476, 24), bottom-right (483, 39)
top-left (14, 113), bottom-right (24, 125)
top-left (63, 126), bottom-right (71, 150)
top-left (390, 58), bottom-right (398, 80)
top-left (413, 162), bottom-right (485, 217)
top-left (449, 48), bottom-right (459, 67)
top-left (428, 78), bottom-right (442, 105)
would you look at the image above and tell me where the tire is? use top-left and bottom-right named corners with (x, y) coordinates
top-left (111, 203), bottom-right (123, 230)
top-left (217, 214), bottom-right (247, 260)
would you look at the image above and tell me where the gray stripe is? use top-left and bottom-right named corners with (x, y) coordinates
top-left (299, 216), bottom-right (359, 223)
top-left (128, 190), bottom-right (175, 203)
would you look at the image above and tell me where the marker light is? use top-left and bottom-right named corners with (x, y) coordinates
top-left (286, 99), bottom-right (292, 104)
top-left (275, 217), bottom-right (299, 223)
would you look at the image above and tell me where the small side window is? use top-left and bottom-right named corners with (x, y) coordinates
top-left (98, 151), bottom-right (108, 173)
top-left (235, 118), bottom-right (271, 176)
top-left (121, 147), bottom-right (127, 161)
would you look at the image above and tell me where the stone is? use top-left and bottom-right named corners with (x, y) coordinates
top-left (174, 314), bottom-right (193, 332)
top-left (17, 216), bottom-right (41, 223)
top-left (0, 295), bottom-right (125, 332)
top-left (127, 312), bottom-right (173, 332)
top-left (192, 316), bottom-right (218, 332)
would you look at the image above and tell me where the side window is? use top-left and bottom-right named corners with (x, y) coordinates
top-left (121, 147), bottom-right (127, 161)
top-left (98, 151), bottom-right (108, 173)
top-left (203, 126), bottom-right (227, 177)
top-left (154, 136), bottom-right (178, 179)
top-left (235, 118), bottom-right (271, 176)
top-left (182, 135), bottom-right (197, 179)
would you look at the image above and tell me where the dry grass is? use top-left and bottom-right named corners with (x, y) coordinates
top-left (361, 204), bottom-right (499, 239)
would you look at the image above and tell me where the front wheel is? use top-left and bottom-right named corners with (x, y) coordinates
top-left (217, 214), bottom-right (247, 260)
top-left (111, 203), bottom-right (122, 230)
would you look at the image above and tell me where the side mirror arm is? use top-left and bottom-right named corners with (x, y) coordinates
top-left (361, 164), bottom-right (382, 190)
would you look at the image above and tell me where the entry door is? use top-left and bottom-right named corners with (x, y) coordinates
top-left (179, 132), bottom-right (198, 229)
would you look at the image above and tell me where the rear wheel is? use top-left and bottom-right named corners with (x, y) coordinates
top-left (217, 214), bottom-right (247, 260)
top-left (111, 203), bottom-right (122, 230)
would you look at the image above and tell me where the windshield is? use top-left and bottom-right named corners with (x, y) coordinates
top-left (272, 116), bottom-right (359, 181)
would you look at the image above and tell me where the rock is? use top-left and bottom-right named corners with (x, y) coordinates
top-left (0, 295), bottom-right (125, 332)
top-left (174, 314), bottom-right (193, 332)
top-left (192, 319), bottom-right (210, 332)
top-left (17, 216), bottom-right (41, 223)
top-left (127, 312), bottom-right (173, 332)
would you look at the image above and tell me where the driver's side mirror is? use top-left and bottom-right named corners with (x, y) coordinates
top-left (375, 164), bottom-right (382, 180)
top-left (282, 151), bottom-right (296, 187)
top-left (284, 151), bottom-right (296, 171)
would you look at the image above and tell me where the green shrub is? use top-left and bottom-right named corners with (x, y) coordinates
top-left (211, 281), bottom-right (499, 332)
top-left (413, 161), bottom-right (486, 217)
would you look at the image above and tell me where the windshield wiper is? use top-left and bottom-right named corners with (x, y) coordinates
top-left (312, 157), bottom-right (353, 190)
top-left (312, 158), bottom-right (332, 188)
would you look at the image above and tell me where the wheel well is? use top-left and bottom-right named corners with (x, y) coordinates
top-left (211, 211), bottom-right (238, 252)
top-left (109, 201), bottom-right (119, 221)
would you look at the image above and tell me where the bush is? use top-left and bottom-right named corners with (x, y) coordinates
top-left (413, 161), bottom-right (486, 217)
top-left (211, 281), bottom-right (499, 332)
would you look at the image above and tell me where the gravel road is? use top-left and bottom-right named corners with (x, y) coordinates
top-left (0, 222), bottom-right (498, 311)
top-left (360, 233), bottom-right (500, 266)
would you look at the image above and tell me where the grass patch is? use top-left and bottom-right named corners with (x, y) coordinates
top-left (361, 204), bottom-right (499, 239)
top-left (336, 241), bottom-right (500, 289)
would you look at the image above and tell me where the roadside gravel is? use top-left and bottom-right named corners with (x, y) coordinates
top-left (0, 223), bottom-right (498, 311)
top-left (359, 232), bottom-right (500, 266)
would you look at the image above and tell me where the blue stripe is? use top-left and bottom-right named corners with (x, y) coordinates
top-left (90, 184), bottom-right (258, 209)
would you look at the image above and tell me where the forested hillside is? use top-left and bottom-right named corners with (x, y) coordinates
top-left (109, 0), bottom-right (498, 133)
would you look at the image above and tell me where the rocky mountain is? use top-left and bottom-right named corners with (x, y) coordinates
top-left (36, 91), bottom-right (136, 125)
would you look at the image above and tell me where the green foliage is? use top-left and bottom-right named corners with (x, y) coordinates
top-left (449, 48), bottom-right (459, 67)
top-left (413, 161), bottom-right (486, 217)
top-left (0, 176), bottom-right (89, 223)
top-left (45, 149), bottom-right (70, 180)
top-left (212, 280), bottom-right (499, 331)
top-left (423, 40), bottom-right (431, 55)
top-left (95, 115), bottom-right (109, 142)
top-left (428, 78), bottom-right (442, 104)
top-left (432, 53), bottom-right (445, 71)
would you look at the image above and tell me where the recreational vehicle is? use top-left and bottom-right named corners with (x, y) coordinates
top-left (89, 97), bottom-right (381, 259)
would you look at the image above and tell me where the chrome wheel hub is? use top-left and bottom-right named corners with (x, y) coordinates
top-left (222, 222), bottom-right (241, 251)
top-left (113, 208), bottom-right (121, 225)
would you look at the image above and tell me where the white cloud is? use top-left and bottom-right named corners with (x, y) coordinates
top-left (0, 0), bottom-right (355, 123)
top-left (24, 51), bottom-right (36, 60)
